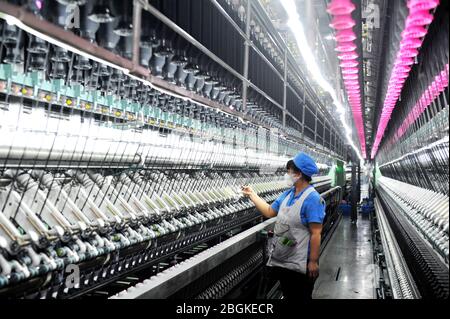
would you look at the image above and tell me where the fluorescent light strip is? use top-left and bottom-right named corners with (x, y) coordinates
top-left (279, 0), bottom-right (363, 162)
top-left (370, 0), bottom-right (439, 159)
top-left (327, 0), bottom-right (367, 159)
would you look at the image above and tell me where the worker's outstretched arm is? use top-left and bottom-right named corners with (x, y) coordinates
top-left (242, 186), bottom-right (277, 218)
top-left (308, 223), bottom-right (322, 279)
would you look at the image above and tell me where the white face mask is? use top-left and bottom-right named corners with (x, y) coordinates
top-left (284, 173), bottom-right (300, 187)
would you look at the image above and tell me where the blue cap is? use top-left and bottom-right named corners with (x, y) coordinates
top-left (292, 152), bottom-right (319, 177)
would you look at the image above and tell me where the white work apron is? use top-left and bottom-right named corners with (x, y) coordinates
top-left (267, 187), bottom-right (316, 274)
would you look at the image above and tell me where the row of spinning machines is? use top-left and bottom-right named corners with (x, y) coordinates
top-left (0, 165), bottom-right (285, 298)
top-left (372, 130), bottom-right (449, 299)
top-left (0, 0), bottom-right (343, 299)
top-left (0, 85), bottom-right (340, 299)
top-left (0, 111), bottom-right (340, 298)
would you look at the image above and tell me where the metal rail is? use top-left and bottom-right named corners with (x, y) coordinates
top-left (110, 218), bottom-right (276, 299)
top-left (374, 198), bottom-right (420, 299)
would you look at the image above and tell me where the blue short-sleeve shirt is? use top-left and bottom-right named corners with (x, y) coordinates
top-left (271, 185), bottom-right (326, 225)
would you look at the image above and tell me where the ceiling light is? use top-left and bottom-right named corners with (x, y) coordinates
top-left (327, 0), bottom-right (356, 15)
top-left (280, 0), bottom-right (364, 160)
top-left (340, 60), bottom-right (359, 68)
top-left (338, 52), bottom-right (359, 60)
top-left (328, 0), bottom-right (366, 159)
top-left (335, 29), bottom-right (357, 42)
top-left (335, 42), bottom-right (357, 52)
top-left (401, 25), bottom-right (428, 38)
top-left (407, 0), bottom-right (440, 11)
top-left (406, 10), bottom-right (434, 26)
top-left (371, 0), bottom-right (436, 159)
top-left (330, 15), bottom-right (356, 30)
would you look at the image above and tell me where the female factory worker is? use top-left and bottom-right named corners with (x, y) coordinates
top-left (242, 152), bottom-right (325, 300)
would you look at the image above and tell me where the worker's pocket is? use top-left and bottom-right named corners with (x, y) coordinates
top-left (271, 234), bottom-right (297, 261)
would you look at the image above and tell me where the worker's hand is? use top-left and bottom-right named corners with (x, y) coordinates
top-left (308, 261), bottom-right (319, 280)
top-left (241, 185), bottom-right (256, 198)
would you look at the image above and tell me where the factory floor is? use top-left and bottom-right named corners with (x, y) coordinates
top-left (313, 214), bottom-right (376, 299)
